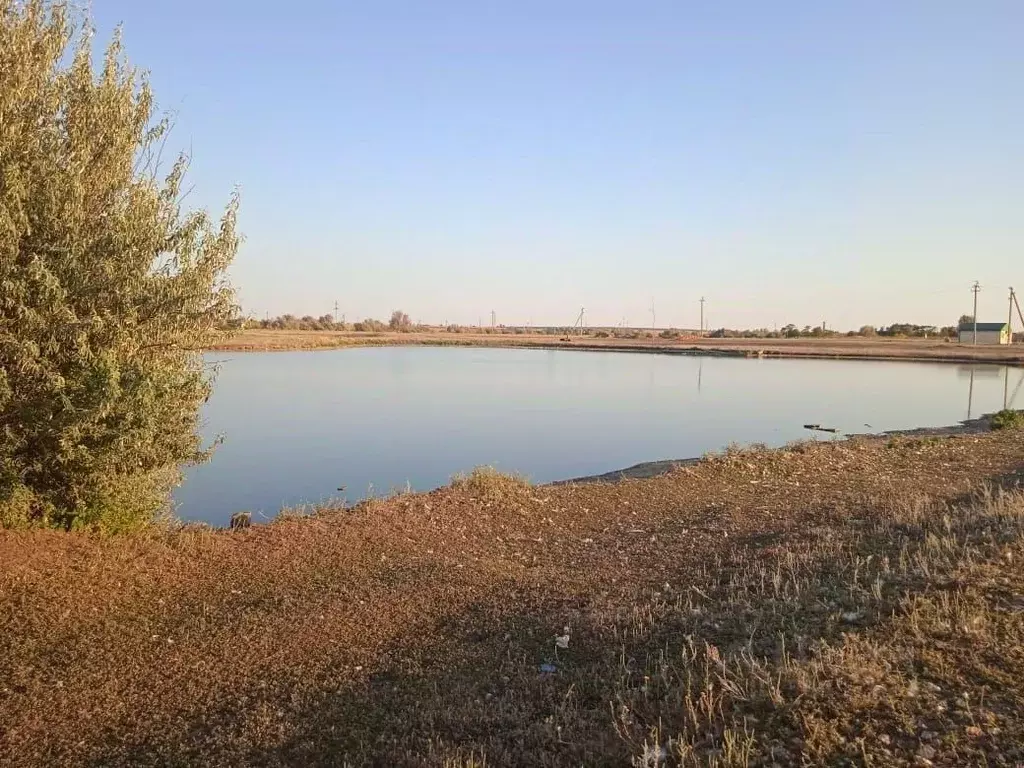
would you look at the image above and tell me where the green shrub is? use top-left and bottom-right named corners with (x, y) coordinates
top-left (990, 410), bottom-right (1024, 431)
top-left (0, 2), bottom-right (239, 531)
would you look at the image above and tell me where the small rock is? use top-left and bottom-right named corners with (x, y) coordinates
top-left (917, 744), bottom-right (936, 760)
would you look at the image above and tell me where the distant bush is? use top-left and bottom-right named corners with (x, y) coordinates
top-left (389, 310), bottom-right (412, 331)
top-left (354, 318), bottom-right (386, 332)
top-left (659, 329), bottom-right (680, 339)
top-left (594, 331), bottom-right (610, 338)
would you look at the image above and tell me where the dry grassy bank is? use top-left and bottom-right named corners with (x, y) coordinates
top-left (213, 328), bottom-right (1024, 365)
top-left (2, 431), bottom-right (1024, 766)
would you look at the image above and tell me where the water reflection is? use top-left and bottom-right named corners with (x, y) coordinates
top-left (1005, 367), bottom-right (1024, 411)
top-left (176, 349), bottom-right (1021, 526)
top-left (960, 365), bottom-right (1024, 418)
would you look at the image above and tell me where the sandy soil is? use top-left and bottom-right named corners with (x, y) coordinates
top-left (3, 428), bottom-right (1023, 765)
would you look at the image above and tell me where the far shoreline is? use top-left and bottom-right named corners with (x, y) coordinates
top-left (211, 328), bottom-right (1024, 367)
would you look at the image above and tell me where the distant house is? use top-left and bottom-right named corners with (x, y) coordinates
top-left (958, 321), bottom-right (1009, 345)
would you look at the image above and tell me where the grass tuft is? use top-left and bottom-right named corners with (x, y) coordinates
top-left (990, 408), bottom-right (1024, 430)
top-left (449, 466), bottom-right (530, 501)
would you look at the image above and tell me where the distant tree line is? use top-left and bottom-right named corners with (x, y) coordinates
top-left (243, 309), bottom-right (420, 333)
top-left (708, 321), bottom-right (963, 340)
top-left (236, 315), bottom-right (982, 340)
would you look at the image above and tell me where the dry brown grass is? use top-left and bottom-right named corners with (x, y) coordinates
top-left (2, 431), bottom-right (1023, 766)
top-left (450, 466), bottom-right (531, 503)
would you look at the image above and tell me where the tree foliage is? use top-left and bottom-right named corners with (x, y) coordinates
top-left (389, 310), bottom-right (411, 331)
top-left (0, 1), bottom-right (239, 531)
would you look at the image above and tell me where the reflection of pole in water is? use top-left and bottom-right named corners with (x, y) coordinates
top-left (1009, 369), bottom-right (1024, 410)
top-left (697, 358), bottom-right (703, 393)
top-left (1005, 367), bottom-right (1010, 411)
top-left (967, 367), bottom-right (975, 420)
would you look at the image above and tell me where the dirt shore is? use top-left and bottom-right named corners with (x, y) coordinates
top-left (213, 328), bottom-right (1024, 365)
top-left (3, 427), bottom-right (1024, 766)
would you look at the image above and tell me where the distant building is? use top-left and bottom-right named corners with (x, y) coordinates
top-left (958, 321), bottom-right (1009, 345)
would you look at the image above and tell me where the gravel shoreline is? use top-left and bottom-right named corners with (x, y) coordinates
top-left (563, 414), bottom-right (998, 484)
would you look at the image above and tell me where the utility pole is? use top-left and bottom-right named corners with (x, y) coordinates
top-left (971, 281), bottom-right (981, 345)
top-left (650, 298), bottom-right (656, 329)
top-left (1010, 288), bottom-right (1015, 344)
top-left (334, 300), bottom-right (339, 325)
top-left (491, 310), bottom-right (496, 328)
top-left (699, 296), bottom-right (706, 337)
top-left (1012, 287), bottom-right (1024, 343)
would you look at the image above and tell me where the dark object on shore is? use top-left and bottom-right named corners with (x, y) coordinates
top-left (229, 511), bottom-right (252, 530)
top-left (804, 424), bottom-right (839, 433)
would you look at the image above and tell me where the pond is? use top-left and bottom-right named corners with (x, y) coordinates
top-left (174, 347), bottom-right (1022, 526)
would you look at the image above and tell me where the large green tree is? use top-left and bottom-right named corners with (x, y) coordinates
top-left (0, 1), bottom-right (239, 531)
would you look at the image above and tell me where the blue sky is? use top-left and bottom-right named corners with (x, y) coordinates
top-left (91, 1), bottom-right (1023, 330)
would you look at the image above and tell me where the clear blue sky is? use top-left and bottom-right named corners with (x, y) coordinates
top-left (92, 0), bottom-right (1023, 330)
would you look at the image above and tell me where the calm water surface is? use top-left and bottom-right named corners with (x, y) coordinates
top-left (174, 347), bottom-right (1022, 525)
